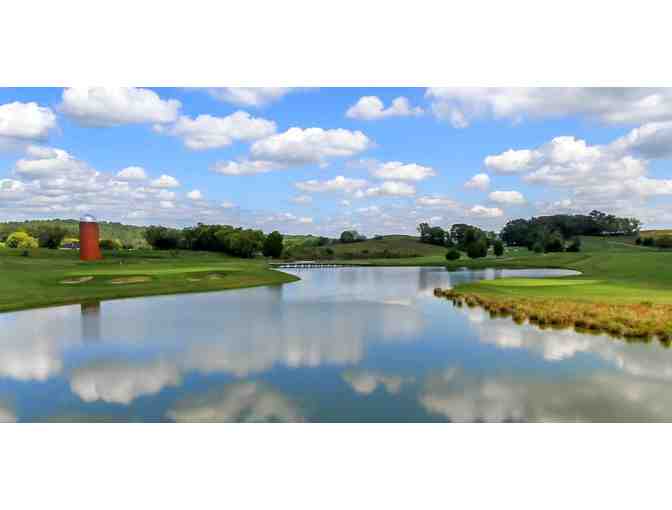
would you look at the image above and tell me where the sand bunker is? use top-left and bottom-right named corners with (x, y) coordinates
top-left (109, 276), bottom-right (151, 285)
top-left (60, 276), bottom-right (94, 285)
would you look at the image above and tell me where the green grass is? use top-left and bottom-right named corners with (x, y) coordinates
top-left (439, 236), bottom-right (672, 305)
top-left (0, 248), bottom-right (298, 313)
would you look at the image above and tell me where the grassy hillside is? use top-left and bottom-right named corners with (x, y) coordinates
top-left (0, 248), bottom-right (297, 313)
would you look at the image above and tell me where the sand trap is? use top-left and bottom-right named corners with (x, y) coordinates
top-left (60, 276), bottom-right (94, 285)
top-left (109, 276), bottom-right (151, 285)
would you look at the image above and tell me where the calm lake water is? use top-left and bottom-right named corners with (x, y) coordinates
top-left (1, 266), bottom-right (670, 422)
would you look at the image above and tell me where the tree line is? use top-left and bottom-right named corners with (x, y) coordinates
top-left (143, 223), bottom-right (284, 258)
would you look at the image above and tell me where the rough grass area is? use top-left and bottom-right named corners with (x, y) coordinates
top-left (0, 248), bottom-right (298, 313)
top-left (434, 288), bottom-right (672, 344)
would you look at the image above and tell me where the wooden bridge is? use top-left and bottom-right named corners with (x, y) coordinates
top-left (270, 261), bottom-right (359, 269)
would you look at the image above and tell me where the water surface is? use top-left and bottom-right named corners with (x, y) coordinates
top-left (2, 266), bottom-right (669, 422)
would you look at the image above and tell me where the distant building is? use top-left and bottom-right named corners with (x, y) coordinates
top-left (79, 214), bottom-right (102, 261)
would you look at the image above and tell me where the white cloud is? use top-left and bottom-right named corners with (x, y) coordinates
top-left (295, 175), bottom-right (368, 193)
top-left (60, 87), bottom-right (180, 126)
top-left (370, 161), bottom-right (436, 181)
top-left (206, 88), bottom-right (296, 107)
top-left (290, 194), bottom-right (313, 204)
top-left (469, 205), bottom-right (503, 218)
top-left (416, 196), bottom-right (459, 209)
top-left (426, 87), bottom-right (672, 127)
top-left (159, 200), bottom-right (175, 209)
top-left (70, 360), bottom-right (181, 405)
top-left (346, 96), bottom-right (423, 120)
top-left (0, 101), bottom-right (57, 141)
top-left (464, 173), bottom-right (490, 190)
top-left (610, 121), bottom-right (672, 159)
top-left (359, 181), bottom-right (416, 197)
top-left (250, 127), bottom-right (371, 166)
top-left (187, 189), bottom-right (203, 200)
top-left (484, 149), bottom-right (540, 174)
top-left (488, 190), bottom-right (526, 205)
top-left (159, 111), bottom-right (276, 150)
top-left (116, 166), bottom-right (147, 181)
top-left (342, 370), bottom-right (413, 395)
top-left (211, 159), bottom-right (279, 176)
top-left (150, 174), bottom-right (180, 188)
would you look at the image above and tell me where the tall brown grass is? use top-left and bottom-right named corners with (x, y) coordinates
top-left (434, 288), bottom-right (672, 345)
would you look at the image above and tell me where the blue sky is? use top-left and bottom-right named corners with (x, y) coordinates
top-left (1, 87), bottom-right (672, 235)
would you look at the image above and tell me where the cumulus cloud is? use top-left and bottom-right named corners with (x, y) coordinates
top-left (416, 196), bottom-right (459, 209)
top-left (250, 127), bottom-right (371, 166)
top-left (488, 190), bottom-right (526, 205)
top-left (206, 88), bottom-right (297, 107)
top-left (346, 96), bottom-right (423, 120)
top-left (0, 101), bottom-right (57, 141)
top-left (464, 173), bottom-right (490, 190)
top-left (426, 87), bottom-right (672, 127)
top-left (295, 175), bottom-right (368, 193)
top-left (166, 382), bottom-right (304, 422)
top-left (59, 87), bottom-right (180, 127)
top-left (158, 111), bottom-right (276, 150)
top-left (469, 205), bottom-right (503, 218)
top-left (610, 121), bottom-right (672, 159)
top-left (342, 370), bottom-right (414, 395)
top-left (70, 360), bottom-right (181, 405)
top-left (150, 174), bottom-right (180, 188)
top-left (186, 189), bottom-right (203, 200)
top-left (370, 161), bottom-right (436, 181)
top-left (116, 166), bottom-right (147, 181)
top-left (484, 149), bottom-right (540, 174)
top-left (358, 181), bottom-right (416, 197)
top-left (211, 159), bottom-right (280, 176)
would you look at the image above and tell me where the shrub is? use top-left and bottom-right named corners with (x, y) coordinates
top-left (446, 249), bottom-right (461, 261)
top-left (532, 242), bottom-right (544, 253)
top-left (544, 234), bottom-right (565, 253)
top-left (99, 238), bottom-right (123, 250)
top-left (655, 235), bottom-right (672, 249)
top-left (642, 237), bottom-right (655, 246)
top-left (635, 237), bottom-right (642, 245)
top-left (6, 231), bottom-right (39, 249)
top-left (493, 240), bottom-right (504, 256)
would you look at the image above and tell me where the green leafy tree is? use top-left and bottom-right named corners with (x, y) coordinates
top-left (37, 225), bottom-right (68, 249)
top-left (493, 240), bottom-right (504, 256)
top-left (263, 231), bottom-right (284, 258)
top-left (6, 231), bottom-right (39, 249)
top-left (445, 249), bottom-right (461, 261)
top-left (99, 238), bottom-right (123, 250)
top-left (466, 239), bottom-right (488, 259)
top-left (144, 226), bottom-right (182, 250)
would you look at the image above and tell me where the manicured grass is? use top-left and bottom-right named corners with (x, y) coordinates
top-left (433, 235), bottom-right (672, 341)
top-left (0, 248), bottom-right (298, 313)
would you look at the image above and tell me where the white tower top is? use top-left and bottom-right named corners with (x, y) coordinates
top-left (80, 214), bottom-right (97, 223)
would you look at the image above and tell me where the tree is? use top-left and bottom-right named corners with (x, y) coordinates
top-left (467, 239), bottom-right (488, 259)
top-left (37, 225), bottom-right (68, 249)
top-left (656, 236), bottom-right (672, 249)
top-left (446, 249), bottom-right (461, 261)
top-left (6, 231), bottom-right (38, 249)
top-left (144, 226), bottom-right (182, 250)
top-left (340, 230), bottom-right (365, 243)
top-left (417, 223), bottom-right (446, 246)
top-left (493, 240), bottom-right (504, 256)
top-left (566, 237), bottom-right (581, 252)
top-left (544, 232), bottom-right (565, 252)
top-left (263, 231), bottom-right (284, 258)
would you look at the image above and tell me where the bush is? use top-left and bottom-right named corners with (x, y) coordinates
top-left (544, 234), bottom-right (565, 253)
top-left (446, 249), bottom-right (461, 261)
top-left (635, 237), bottom-right (642, 245)
top-left (567, 237), bottom-right (582, 252)
top-left (466, 240), bottom-right (488, 259)
top-left (37, 225), bottom-right (68, 249)
top-left (99, 238), bottom-right (123, 250)
top-left (655, 235), bottom-right (672, 249)
top-left (532, 242), bottom-right (544, 253)
top-left (6, 231), bottom-right (38, 249)
top-left (262, 231), bottom-right (284, 258)
top-left (493, 240), bottom-right (504, 256)
top-left (642, 237), bottom-right (655, 246)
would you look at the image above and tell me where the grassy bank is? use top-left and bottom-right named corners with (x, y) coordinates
top-left (433, 236), bottom-right (672, 341)
top-left (0, 248), bottom-right (298, 313)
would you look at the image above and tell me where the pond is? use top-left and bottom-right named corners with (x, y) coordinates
top-left (1, 266), bottom-right (670, 422)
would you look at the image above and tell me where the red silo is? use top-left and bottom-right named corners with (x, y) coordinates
top-left (79, 214), bottom-right (102, 261)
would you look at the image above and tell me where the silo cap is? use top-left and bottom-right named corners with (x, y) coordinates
top-left (80, 214), bottom-right (97, 223)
